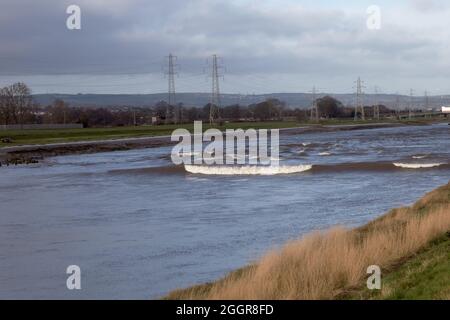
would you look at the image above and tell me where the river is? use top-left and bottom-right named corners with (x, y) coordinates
top-left (0, 123), bottom-right (448, 299)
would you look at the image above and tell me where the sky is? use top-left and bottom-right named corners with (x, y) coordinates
top-left (1, 0), bottom-right (450, 95)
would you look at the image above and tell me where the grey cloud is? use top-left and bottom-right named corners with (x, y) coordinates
top-left (0, 0), bottom-right (449, 93)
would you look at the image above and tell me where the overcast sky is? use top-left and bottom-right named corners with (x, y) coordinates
top-left (1, 0), bottom-right (450, 95)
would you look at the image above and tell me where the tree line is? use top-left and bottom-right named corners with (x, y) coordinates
top-left (1, 82), bottom-right (396, 127)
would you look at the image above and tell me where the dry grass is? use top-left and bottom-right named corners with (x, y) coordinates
top-left (167, 182), bottom-right (450, 300)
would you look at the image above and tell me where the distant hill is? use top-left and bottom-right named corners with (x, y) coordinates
top-left (33, 92), bottom-right (450, 109)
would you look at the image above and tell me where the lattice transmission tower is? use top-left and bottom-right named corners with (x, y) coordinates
top-left (208, 54), bottom-right (223, 124)
top-left (354, 77), bottom-right (365, 121)
top-left (409, 89), bottom-right (414, 120)
top-left (374, 86), bottom-right (380, 120)
top-left (310, 85), bottom-right (319, 122)
top-left (165, 54), bottom-right (178, 124)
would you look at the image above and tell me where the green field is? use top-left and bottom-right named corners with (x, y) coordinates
top-left (352, 235), bottom-right (450, 300)
top-left (0, 117), bottom-right (444, 148)
top-left (0, 121), bottom-right (301, 147)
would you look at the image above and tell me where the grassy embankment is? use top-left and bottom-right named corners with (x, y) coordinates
top-left (0, 117), bottom-right (444, 148)
top-left (167, 182), bottom-right (450, 300)
top-left (0, 122), bottom-right (298, 147)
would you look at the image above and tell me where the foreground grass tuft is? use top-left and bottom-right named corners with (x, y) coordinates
top-left (166, 182), bottom-right (450, 300)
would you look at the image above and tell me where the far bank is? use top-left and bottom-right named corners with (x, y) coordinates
top-left (0, 119), bottom-right (438, 165)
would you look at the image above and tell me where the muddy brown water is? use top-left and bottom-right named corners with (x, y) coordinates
top-left (0, 123), bottom-right (448, 299)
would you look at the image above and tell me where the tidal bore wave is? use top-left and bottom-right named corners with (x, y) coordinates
top-left (184, 164), bottom-right (313, 175)
top-left (393, 162), bottom-right (446, 169)
top-left (109, 161), bottom-right (449, 176)
top-left (184, 162), bottom-right (449, 175)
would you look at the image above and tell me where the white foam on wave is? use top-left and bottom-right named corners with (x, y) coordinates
top-left (319, 152), bottom-right (332, 156)
top-left (412, 155), bottom-right (427, 159)
top-left (184, 164), bottom-right (313, 175)
top-left (393, 162), bottom-right (445, 169)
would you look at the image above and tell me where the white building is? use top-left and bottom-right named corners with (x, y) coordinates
top-left (441, 106), bottom-right (450, 114)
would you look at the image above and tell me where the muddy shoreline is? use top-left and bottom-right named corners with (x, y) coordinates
top-left (0, 123), bottom-right (407, 166)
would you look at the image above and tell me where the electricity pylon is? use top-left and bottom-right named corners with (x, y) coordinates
top-left (395, 92), bottom-right (400, 119)
top-left (209, 54), bottom-right (223, 124)
top-left (374, 86), bottom-right (380, 120)
top-left (165, 54), bottom-right (178, 124)
top-left (354, 77), bottom-right (365, 120)
top-left (424, 90), bottom-right (430, 118)
top-left (310, 85), bottom-right (319, 122)
top-left (409, 89), bottom-right (414, 120)
top-left (395, 92), bottom-right (400, 109)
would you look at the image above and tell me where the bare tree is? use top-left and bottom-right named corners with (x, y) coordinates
top-left (0, 82), bottom-right (33, 126)
top-left (14, 82), bottom-right (33, 125)
top-left (0, 87), bottom-right (10, 125)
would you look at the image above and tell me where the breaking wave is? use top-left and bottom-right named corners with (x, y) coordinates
top-left (184, 164), bottom-right (313, 175)
top-left (110, 161), bottom-right (449, 176)
top-left (393, 162), bottom-right (445, 169)
top-left (310, 162), bottom-right (449, 172)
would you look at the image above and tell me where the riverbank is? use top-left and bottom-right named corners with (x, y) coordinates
top-left (0, 121), bottom-right (416, 165)
top-left (0, 122), bottom-right (306, 146)
top-left (166, 182), bottom-right (450, 300)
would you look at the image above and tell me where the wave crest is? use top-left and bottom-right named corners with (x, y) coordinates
top-left (393, 162), bottom-right (445, 169)
top-left (184, 164), bottom-right (312, 175)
